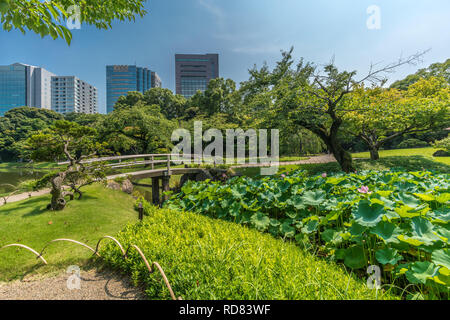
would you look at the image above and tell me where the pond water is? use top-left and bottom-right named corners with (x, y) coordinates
top-left (133, 184), bottom-right (153, 202)
top-left (0, 169), bottom-right (46, 194)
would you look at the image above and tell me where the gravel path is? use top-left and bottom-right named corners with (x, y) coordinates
top-left (0, 269), bottom-right (146, 300)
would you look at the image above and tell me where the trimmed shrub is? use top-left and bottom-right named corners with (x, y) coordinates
top-left (397, 139), bottom-right (429, 149)
top-left (433, 137), bottom-right (450, 153)
top-left (101, 209), bottom-right (396, 300)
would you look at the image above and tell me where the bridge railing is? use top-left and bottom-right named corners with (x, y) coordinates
top-left (57, 154), bottom-right (200, 171)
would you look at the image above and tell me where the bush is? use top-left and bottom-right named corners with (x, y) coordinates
top-left (397, 139), bottom-right (429, 149)
top-left (101, 209), bottom-right (396, 300)
top-left (166, 170), bottom-right (450, 299)
top-left (134, 197), bottom-right (157, 216)
top-left (434, 137), bottom-right (450, 153)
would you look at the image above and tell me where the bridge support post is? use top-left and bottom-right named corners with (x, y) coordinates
top-left (152, 177), bottom-right (160, 205)
top-left (162, 172), bottom-right (171, 203)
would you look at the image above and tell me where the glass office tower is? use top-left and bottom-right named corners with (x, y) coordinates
top-left (0, 63), bottom-right (55, 116)
top-left (106, 65), bottom-right (161, 114)
top-left (0, 64), bottom-right (26, 116)
top-left (175, 54), bottom-right (219, 98)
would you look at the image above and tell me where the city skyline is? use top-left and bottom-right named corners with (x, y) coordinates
top-left (1, 0), bottom-right (450, 114)
top-left (0, 62), bottom-right (98, 116)
top-left (175, 53), bottom-right (219, 98)
top-left (106, 64), bottom-right (161, 114)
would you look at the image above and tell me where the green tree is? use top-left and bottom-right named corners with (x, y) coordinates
top-left (0, 0), bottom-right (147, 45)
top-left (189, 78), bottom-right (241, 117)
top-left (64, 112), bottom-right (105, 128)
top-left (391, 59), bottom-right (450, 90)
top-left (28, 120), bottom-right (108, 211)
top-left (144, 88), bottom-right (187, 120)
top-left (343, 77), bottom-right (450, 160)
top-left (240, 48), bottom-right (427, 172)
top-left (99, 104), bottom-right (176, 155)
top-left (0, 107), bottom-right (63, 161)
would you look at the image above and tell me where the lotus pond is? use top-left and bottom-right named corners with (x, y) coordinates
top-left (165, 169), bottom-right (450, 299)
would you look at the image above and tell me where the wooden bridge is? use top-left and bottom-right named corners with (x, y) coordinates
top-left (59, 154), bottom-right (207, 205)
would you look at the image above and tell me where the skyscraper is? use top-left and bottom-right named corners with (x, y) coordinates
top-left (175, 54), bottom-right (219, 98)
top-left (0, 63), bottom-right (55, 116)
top-left (106, 65), bottom-right (162, 114)
top-left (51, 76), bottom-right (98, 114)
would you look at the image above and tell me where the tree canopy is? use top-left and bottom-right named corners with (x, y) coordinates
top-left (0, 107), bottom-right (63, 161)
top-left (390, 59), bottom-right (450, 90)
top-left (343, 77), bottom-right (450, 160)
top-left (29, 120), bottom-right (108, 210)
top-left (0, 0), bottom-right (147, 44)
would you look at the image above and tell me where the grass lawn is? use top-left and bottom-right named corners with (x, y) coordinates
top-left (352, 147), bottom-right (450, 165)
top-left (0, 162), bottom-right (59, 172)
top-left (236, 148), bottom-right (450, 178)
top-left (0, 184), bottom-right (139, 282)
top-left (102, 209), bottom-right (397, 300)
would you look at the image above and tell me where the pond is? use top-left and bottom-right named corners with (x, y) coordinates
top-left (0, 169), bottom-right (47, 195)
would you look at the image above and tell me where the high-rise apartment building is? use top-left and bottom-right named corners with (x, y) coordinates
top-left (175, 54), bottom-right (219, 98)
top-left (151, 72), bottom-right (162, 89)
top-left (51, 76), bottom-right (98, 114)
top-left (106, 65), bottom-right (162, 114)
top-left (0, 63), bottom-right (55, 116)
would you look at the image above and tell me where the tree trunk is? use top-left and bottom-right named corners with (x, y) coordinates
top-left (369, 147), bottom-right (380, 161)
top-left (49, 173), bottom-right (67, 211)
top-left (327, 138), bottom-right (355, 173)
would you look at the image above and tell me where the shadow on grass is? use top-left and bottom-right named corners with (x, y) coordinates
top-left (356, 156), bottom-right (450, 173)
top-left (237, 156), bottom-right (450, 178)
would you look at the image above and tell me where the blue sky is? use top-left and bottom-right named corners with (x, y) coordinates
top-left (1, 0), bottom-right (449, 114)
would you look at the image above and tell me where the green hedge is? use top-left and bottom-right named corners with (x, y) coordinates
top-left (101, 208), bottom-right (396, 300)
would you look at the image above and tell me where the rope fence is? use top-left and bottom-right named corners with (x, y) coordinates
top-left (0, 235), bottom-right (182, 300)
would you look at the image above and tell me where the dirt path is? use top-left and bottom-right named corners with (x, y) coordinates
top-left (0, 188), bottom-right (51, 207)
top-left (0, 269), bottom-right (146, 300)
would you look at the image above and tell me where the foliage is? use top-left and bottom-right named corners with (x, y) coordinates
top-left (166, 170), bottom-right (450, 299)
top-left (189, 78), bottom-right (241, 117)
top-left (397, 139), bottom-right (429, 149)
top-left (99, 104), bottom-right (176, 155)
top-left (391, 59), bottom-right (450, 90)
top-left (343, 77), bottom-right (450, 160)
top-left (0, 107), bottom-right (63, 161)
top-left (434, 137), bottom-right (450, 153)
top-left (0, 184), bottom-right (139, 281)
top-left (134, 197), bottom-right (157, 216)
top-left (64, 112), bottom-right (104, 128)
top-left (0, 0), bottom-right (147, 45)
top-left (239, 48), bottom-right (427, 172)
top-left (101, 208), bottom-right (395, 300)
top-left (28, 120), bottom-right (109, 210)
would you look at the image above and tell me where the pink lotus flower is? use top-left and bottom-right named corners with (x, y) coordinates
top-left (281, 174), bottom-right (286, 178)
top-left (322, 173), bottom-right (327, 178)
top-left (358, 186), bottom-right (372, 194)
